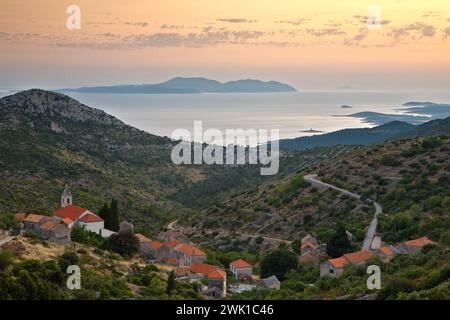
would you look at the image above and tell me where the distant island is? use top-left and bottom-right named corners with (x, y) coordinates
top-left (57, 77), bottom-right (297, 94)
top-left (300, 129), bottom-right (324, 133)
top-left (341, 105), bottom-right (352, 109)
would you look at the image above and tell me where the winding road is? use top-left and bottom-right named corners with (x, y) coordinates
top-left (0, 236), bottom-right (13, 247)
top-left (304, 174), bottom-right (382, 250)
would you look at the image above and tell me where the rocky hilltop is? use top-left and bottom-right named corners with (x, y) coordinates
top-left (0, 89), bottom-right (125, 128)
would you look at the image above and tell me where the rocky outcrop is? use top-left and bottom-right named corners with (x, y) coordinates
top-left (0, 89), bottom-right (125, 127)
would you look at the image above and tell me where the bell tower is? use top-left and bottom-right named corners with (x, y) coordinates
top-left (61, 184), bottom-right (73, 208)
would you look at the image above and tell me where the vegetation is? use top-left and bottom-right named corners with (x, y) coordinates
top-left (102, 232), bottom-right (140, 257)
top-left (260, 249), bottom-right (298, 280)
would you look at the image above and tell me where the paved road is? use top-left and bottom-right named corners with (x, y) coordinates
top-left (304, 174), bottom-right (382, 250)
top-left (0, 236), bottom-right (13, 247)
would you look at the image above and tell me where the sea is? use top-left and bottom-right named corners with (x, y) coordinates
top-left (2, 90), bottom-right (450, 144)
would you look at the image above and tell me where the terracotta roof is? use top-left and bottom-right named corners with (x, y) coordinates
top-left (190, 263), bottom-right (220, 276)
top-left (78, 213), bottom-right (103, 223)
top-left (208, 269), bottom-right (226, 280)
top-left (39, 221), bottom-right (58, 231)
top-left (149, 240), bottom-right (163, 250)
top-left (62, 217), bottom-right (73, 225)
top-left (230, 259), bottom-right (251, 269)
top-left (164, 239), bottom-right (181, 248)
top-left (343, 250), bottom-right (374, 264)
top-left (176, 244), bottom-right (205, 256)
top-left (404, 236), bottom-right (436, 248)
top-left (23, 214), bottom-right (46, 223)
top-left (379, 246), bottom-right (394, 256)
top-left (163, 257), bottom-right (179, 265)
top-left (328, 256), bottom-right (348, 269)
top-left (135, 233), bottom-right (152, 243)
top-left (54, 205), bottom-right (88, 221)
top-left (15, 213), bottom-right (26, 222)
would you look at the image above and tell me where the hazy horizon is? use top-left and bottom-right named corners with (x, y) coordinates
top-left (1, 0), bottom-right (449, 91)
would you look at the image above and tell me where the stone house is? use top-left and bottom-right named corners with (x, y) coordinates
top-left (22, 214), bottom-right (48, 233)
top-left (257, 275), bottom-right (280, 290)
top-left (320, 250), bottom-right (374, 278)
top-left (399, 236), bottom-right (436, 254)
top-left (175, 244), bottom-right (207, 266)
top-left (38, 220), bottom-right (71, 244)
top-left (229, 259), bottom-right (252, 280)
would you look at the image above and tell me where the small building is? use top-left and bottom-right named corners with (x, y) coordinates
top-left (38, 220), bottom-right (71, 244)
top-left (320, 250), bottom-right (374, 278)
top-left (230, 259), bottom-right (252, 280)
top-left (189, 263), bottom-right (227, 297)
top-left (299, 234), bottom-right (323, 264)
top-left (257, 275), bottom-right (280, 291)
top-left (22, 214), bottom-right (48, 232)
top-left (175, 244), bottom-right (207, 266)
top-left (376, 246), bottom-right (395, 262)
top-left (320, 256), bottom-right (347, 278)
top-left (400, 236), bottom-right (436, 254)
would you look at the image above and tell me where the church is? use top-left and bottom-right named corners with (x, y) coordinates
top-left (53, 185), bottom-right (115, 238)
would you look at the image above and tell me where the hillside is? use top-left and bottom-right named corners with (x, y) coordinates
top-left (280, 117), bottom-right (450, 150)
top-left (181, 136), bottom-right (450, 249)
top-left (58, 77), bottom-right (297, 94)
top-left (0, 89), bottom-right (308, 233)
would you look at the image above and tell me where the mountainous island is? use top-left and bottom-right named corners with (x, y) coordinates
top-left (57, 77), bottom-right (298, 94)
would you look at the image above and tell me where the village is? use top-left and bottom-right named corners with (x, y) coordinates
top-left (3, 185), bottom-right (438, 299)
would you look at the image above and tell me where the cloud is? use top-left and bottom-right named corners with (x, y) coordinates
top-left (444, 27), bottom-right (450, 39)
top-left (125, 22), bottom-right (149, 27)
top-left (388, 22), bottom-right (436, 40)
top-left (216, 18), bottom-right (257, 23)
top-left (305, 28), bottom-right (346, 37)
top-left (275, 19), bottom-right (310, 26)
top-left (161, 24), bottom-right (183, 29)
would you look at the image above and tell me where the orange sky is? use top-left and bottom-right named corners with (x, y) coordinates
top-left (0, 0), bottom-right (449, 90)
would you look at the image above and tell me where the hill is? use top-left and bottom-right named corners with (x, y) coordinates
top-left (0, 89), bottom-right (307, 233)
top-left (279, 117), bottom-right (450, 150)
top-left (58, 77), bottom-right (297, 94)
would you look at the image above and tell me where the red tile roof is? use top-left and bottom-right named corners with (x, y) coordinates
top-left (328, 256), bottom-right (348, 269)
top-left (135, 233), bottom-right (152, 243)
top-left (343, 250), bottom-right (374, 264)
top-left (23, 214), bottom-right (46, 223)
top-left (379, 246), bottom-right (394, 256)
top-left (230, 259), bottom-right (251, 269)
top-left (208, 269), bottom-right (226, 280)
top-left (149, 240), bottom-right (163, 250)
top-left (190, 263), bottom-right (220, 276)
top-left (54, 205), bottom-right (88, 221)
top-left (176, 244), bottom-right (205, 257)
top-left (39, 221), bottom-right (58, 231)
top-left (62, 218), bottom-right (73, 225)
top-left (164, 240), bottom-right (181, 248)
top-left (404, 236), bottom-right (436, 248)
top-left (78, 213), bottom-right (103, 223)
top-left (15, 213), bottom-right (26, 222)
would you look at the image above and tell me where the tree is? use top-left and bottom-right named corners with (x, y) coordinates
top-left (326, 223), bottom-right (352, 258)
top-left (260, 249), bottom-right (298, 280)
top-left (166, 270), bottom-right (175, 295)
top-left (103, 231), bottom-right (139, 257)
top-left (109, 199), bottom-right (120, 232)
top-left (98, 200), bottom-right (120, 232)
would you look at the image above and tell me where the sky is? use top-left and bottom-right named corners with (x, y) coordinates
top-left (0, 0), bottom-right (449, 90)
